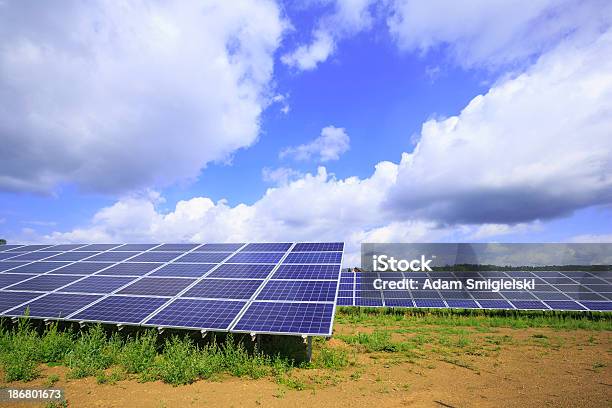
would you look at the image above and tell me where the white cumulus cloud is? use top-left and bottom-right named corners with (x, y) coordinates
top-left (280, 126), bottom-right (350, 162)
top-left (0, 0), bottom-right (286, 193)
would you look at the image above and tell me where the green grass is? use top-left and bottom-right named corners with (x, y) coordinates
top-left (121, 330), bottom-right (158, 374)
top-left (336, 307), bottom-right (612, 330)
top-left (314, 347), bottom-right (351, 369)
top-left (1, 317), bottom-right (41, 381)
top-left (337, 330), bottom-right (414, 353)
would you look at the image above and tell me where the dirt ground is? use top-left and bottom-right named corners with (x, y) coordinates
top-left (2, 323), bottom-right (611, 408)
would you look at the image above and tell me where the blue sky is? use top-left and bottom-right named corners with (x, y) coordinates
top-left (1, 1), bottom-right (611, 264)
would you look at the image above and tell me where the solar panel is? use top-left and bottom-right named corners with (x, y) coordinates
top-left (241, 243), bottom-right (291, 252)
top-left (232, 302), bottom-right (334, 336)
top-left (176, 252), bottom-right (231, 263)
top-left (8, 252), bottom-right (62, 261)
top-left (0, 291), bottom-right (42, 313)
top-left (183, 279), bottom-right (263, 300)
top-left (0, 245), bottom-right (27, 252)
top-left (256, 280), bottom-right (337, 302)
top-left (97, 263), bottom-right (163, 276)
top-left (0, 253), bottom-right (21, 260)
top-left (60, 276), bottom-right (137, 294)
top-left (118, 277), bottom-right (195, 297)
top-left (45, 252), bottom-right (100, 261)
top-left (77, 244), bottom-right (122, 251)
top-left (272, 264), bottom-right (340, 280)
top-left (8, 262), bottom-right (71, 274)
top-left (292, 242), bottom-right (344, 252)
top-left (6, 275), bottom-right (82, 291)
top-left (0, 261), bottom-right (29, 272)
top-left (196, 243), bottom-right (245, 252)
top-left (207, 264), bottom-right (274, 279)
top-left (0, 273), bottom-right (37, 289)
top-left (226, 252), bottom-right (284, 264)
top-left (0, 242), bottom-right (344, 338)
top-left (49, 262), bottom-right (114, 275)
top-left (5, 245), bottom-right (53, 252)
top-left (150, 244), bottom-right (200, 252)
top-left (71, 296), bottom-right (168, 323)
top-left (283, 252), bottom-right (342, 264)
top-left (149, 263), bottom-right (215, 278)
top-left (129, 252), bottom-right (183, 263)
top-left (8, 293), bottom-right (102, 318)
top-left (110, 244), bottom-right (158, 251)
top-left (85, 252), bottom-right (139, 262)
top-left (145, 299), bottom-right (246, 330)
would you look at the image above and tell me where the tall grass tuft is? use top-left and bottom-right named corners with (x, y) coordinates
top-left (66, 325), bottom-right (119, 378)
top-left (40, 323), bottom-right (74, 363)
top-left (121, 330), bottom-right (158, 374)
top-left (1, 316), bottom-right (40, 381)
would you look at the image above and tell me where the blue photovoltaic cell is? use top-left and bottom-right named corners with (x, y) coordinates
top-left (176, 252), bottom-right (231, 263)
top-left (151, 244), bottom-right (200, 252)
top-left (501, 291), bottom-right (536, 300)
top-left (543, 300), bottom-right (586, 310)
top-left (77, 244), bottom-right (122, 251)
top-left (97, 263), bottom-right (163, 276)
top-left (9, 252), bottom-right (62, 261)
top-left (196, 243), bottom-right (245, 252)
top-left (110, 244), bottom-right (158, 251)
top-left (0, 291), bottom-right (42, 313)
top-left (6, 245), bottom-right (52, 252)
top-left (337, 298), bottom-right (353, 306)
top-left (86, 252), bottom-right (139, 262)
top-left (50, 262), bottom-right (114, 275)
top-left (226, 252), bottom-right (284, 264)
top-left (272, 264), bottom-right (340, 280)
top-left (470, 292), bottom-right (504, 299)
top-left (7, 274), bottom-right (81, 291)
top-left (233, 302), bottom-right (333, 335)
top-left (283, 252), bottom-right (342, 264)
top-left (384, 299), bottom-right (415, 307)
top-left (9, 262), bottom-right (70, 274)
top-left (581, 301), bottom-right (612, 311)
top-left (207, 264), bottom-right (274, 279)
top-left (338, 290), bottom-right (353, 297)
top-left (0, 261), bottom-right (29, 272)
top-left (532, 292), bottom-right (570, 300)
top-left (256, 280), bottom-right (337, 302)
top-left (355, 297), bottom-right (383, 307)
top-left (382, 290), bottom-right (411, 299)
top-left (146, 299), bottom-right (246, 330)
top-left (46, 252), bottom-right (100, 261)
top-left (183, 279), bottom-right (263, 299)
top-left (149, 263), bottom-right (215, 278)
top-left (60, 276), bottom-right (136, 294)
top-left (72, 296), bottom-right (168, 323)
top-left (118, 277), bottom-right (195, 297)
top-left (0, 274), bottom-right (37, 289)
top-left (9, 293), bottom-right (102, 318)
top-left (566, 292), bottom-right (607, 301)
top-left (510, 300), bottom-right (547, 310)
top-left (0, 245), bottom-right (26, 252)
top-left (0, 253), bottom-right (20, 260)
top-left (241, 243), bottom-right (291, 252)
top-left (477, 300), bottom-right (513, 309)
top-left (444, 299), bottom-right (479, 308)
top-left (414, 299), bottom-right (446, 308)
top-left (292, 242), bottom-right (344, 252)
top-left (48, 244), bottom-right (87, 251)
top-left (129, 252), bottom-right (182, 263)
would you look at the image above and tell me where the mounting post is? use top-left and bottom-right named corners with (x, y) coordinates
top-left (157, 327), bottom-right (165, 335)
top-left (302, 335), bottom-right (312, 362)
top-left (200, 330), bottom-right (207, 339)
top-left (79, 321), bottom-right (86, 329)
top-left (117, 324), bottom-right (124, 331)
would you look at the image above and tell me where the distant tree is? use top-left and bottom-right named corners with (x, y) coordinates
top-left (0, 239), bottom-right (6, 245)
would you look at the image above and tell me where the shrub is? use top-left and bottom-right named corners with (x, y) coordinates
top-left (156, 336), bottom-right (199, 385)
top-left (40, 323), bottom-right (74, 363)
top-left (1, 317), bottom-right (40, 381)
top-left (66, 325), bottom-right (118, 378)
top-left (121, 330), bottom-right (157, 374)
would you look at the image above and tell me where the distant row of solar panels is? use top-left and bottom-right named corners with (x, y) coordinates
top-left (338, 271), bottom-right (612, 311)
top-left (0, 243), bottom-right (344, 336)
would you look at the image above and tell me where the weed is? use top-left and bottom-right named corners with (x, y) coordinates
top-left (66, 325), bottom-right (117, 378)
top-left (44, 374), bottom-right (60, 387)
top-left (1, 316), bottom-right (40, 381)
top-left (156, 336), bottom-right (199, 385)
top-left (40, 323), bottom-right (74, 363)
top-left (315, 347), bottom-right (350, 369)
top-left (121, 330), bottom-right (158, 374)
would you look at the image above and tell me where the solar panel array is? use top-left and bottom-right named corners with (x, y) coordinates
top-left (339, 271), bottom-right (612, 311)
top-left (0, 243), bottom-right (344, 336)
